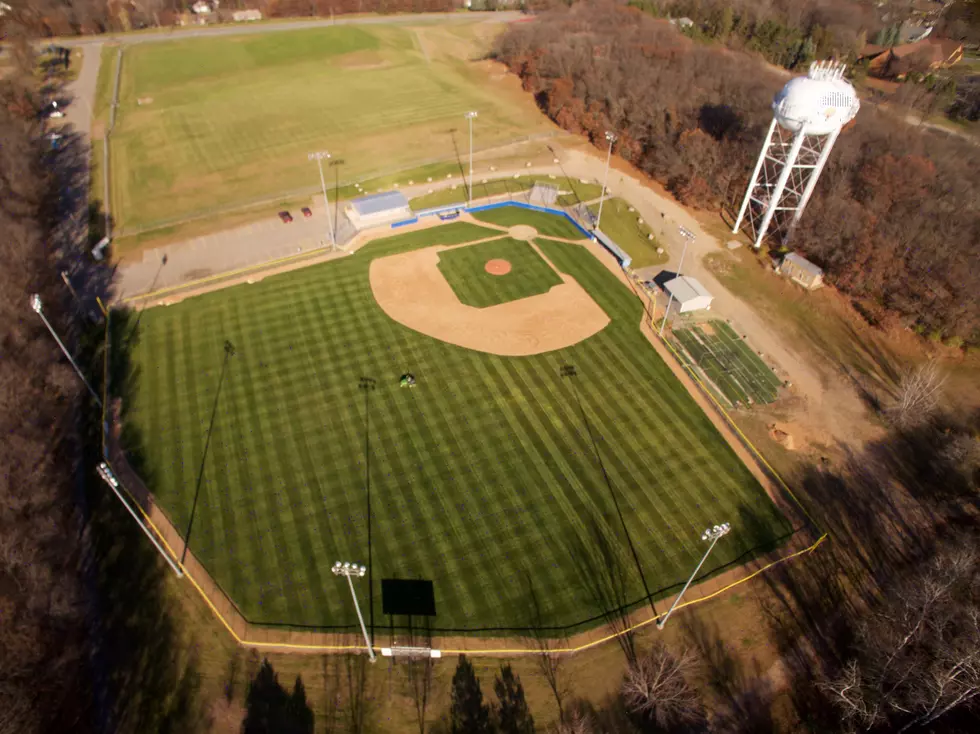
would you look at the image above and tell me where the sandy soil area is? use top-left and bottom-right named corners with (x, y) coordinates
top-left (370, 240), bottom-right (609, 357)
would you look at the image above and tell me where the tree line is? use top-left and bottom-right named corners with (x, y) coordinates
top-left (0, 0), bottom-right (465, 37)
top-left (496, 0), bottom-right (979, 344)
top-left (0, 31), bottom-right (92, 734)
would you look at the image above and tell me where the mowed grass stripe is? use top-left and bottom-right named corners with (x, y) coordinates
top-left (127, 216), bottom-right (789, 631)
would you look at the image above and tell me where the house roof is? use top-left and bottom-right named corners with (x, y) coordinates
top-left (349, 191), bottom-right (410, 216)
top-left (783, 252), bottom-right (823, 277)
top-left (665, 275), bottom-right (712, 303)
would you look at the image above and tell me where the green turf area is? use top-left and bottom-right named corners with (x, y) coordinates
top-left (673, 321), bottom-right (783, 406)
top-left (123, 220), bottom-right (790, 633)
top-left (409, 176), bottom-right (606, 211)
top-left (589, 197), bottom-right (667, 268)
top-left (436, 238), bottom-right (563, 308)
top-left (110, 21), bottom-right (552, 232)
top-left (470, 207), bottom-right (587, 241)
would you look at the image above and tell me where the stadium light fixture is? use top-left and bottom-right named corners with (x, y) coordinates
top-left (308, 151), bottom-right (337, 250)
top-left (657, 522), bottom-right (731, 629)
top-left (333, 560), bottom-right (376, 662)
top-left (594, 131), bottom-right (617, 233)
top-left (30, 294), bottom-right (102, 405)
top-left (464, 111), bottom-right (478, 206)
top-left (658, 227), bottom-right (696, 337)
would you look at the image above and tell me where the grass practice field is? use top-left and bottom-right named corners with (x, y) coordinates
top-left (589, 197), bottom-right (667, 268)
top-left (123, 219), bottom-right (790, 633)
top-left (673, 322), bottom-right (783, 406)
top-left (437, 238), bottom-right (563, 308)
top-left (111, 20), bottom-right (552, 231)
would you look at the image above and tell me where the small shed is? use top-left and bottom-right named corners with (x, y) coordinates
top-left (779, 252), bottom-right (824, 290)
top-left (665, 276), bottom-right (713, 313)
top-left (345, 191), bottom-right (413, 229)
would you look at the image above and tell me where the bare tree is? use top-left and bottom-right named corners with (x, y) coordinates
top-left (404, 620), bottom-right (435, 734)
top-left (890, 360), bottom-right (947, 428)
top-left (822, 546), bottom-right (980, 732)
top-left (555, 708), bottom-right (594, 734)
top-left (523, 572), bottom-right (570, 722)
top-left (621, 642), bottom-right (702, 728)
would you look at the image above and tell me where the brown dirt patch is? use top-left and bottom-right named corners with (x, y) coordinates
top-left (370, 242), bottom-right (609, 357)
top-left (485, 258), bottom-right (512, 276)
top-left (508, 225), bottom-right (538, 241)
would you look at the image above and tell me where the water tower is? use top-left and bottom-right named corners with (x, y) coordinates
top-left (732, 61), bottom-right (860, 248)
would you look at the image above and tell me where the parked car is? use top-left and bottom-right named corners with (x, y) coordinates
top-left (301, 207), bottom-right (313, 218)
top-left (278, 211), bottom-right (293, 223)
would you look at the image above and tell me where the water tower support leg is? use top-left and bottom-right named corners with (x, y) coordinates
top-left (784, 127), bottom-right (841, 244)
top-left (733, 119), bottom-right (778, 235)
top-left (753, 128), bottom-right (807, 249)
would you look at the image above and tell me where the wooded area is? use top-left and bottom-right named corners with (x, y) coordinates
top-left (496, 1), bottom-right (980, 342)
top-left (0, 35), bottom-right (90, 734)
top-left (0, 0), bottom-right (461, 36)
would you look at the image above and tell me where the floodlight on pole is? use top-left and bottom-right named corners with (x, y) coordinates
top-left (657, 522), bottom-right (731, 629)
top-left (594, 131), bottom-right (617, 232)
top-left (333, 560), bottom-right (376, 662)
top-left (30, 294), bottom-right (102, 405)
top-left (658, 227), bottom-right (696, 338)
top-left (464, 111), bottom-right (478, 206)
top-left (308, 151), bottom-right (337, 250)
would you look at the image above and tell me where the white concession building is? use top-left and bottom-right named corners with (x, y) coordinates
top-left (664, 276), bottom-right (714, 313)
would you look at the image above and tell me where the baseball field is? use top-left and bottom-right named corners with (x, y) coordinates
top-left (110, 20), bottom-right (553, 232)
top-left (122, 212), bottom-right (791, 634)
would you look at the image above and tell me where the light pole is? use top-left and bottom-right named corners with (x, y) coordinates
top-left (464, 111), bottom-right (478, 206)
top-left (658, 523), bottom-right (731, 629)
top-left (333, 561), bottom-right (376, 662)
top-left (594, 131), bottom-right (617, 232)
top-left (658, 226), bottom-right (696, 338)
top-left (308, 151), bottom-right (336, 250)
top-left (30, 294), bottom-right (102, 405)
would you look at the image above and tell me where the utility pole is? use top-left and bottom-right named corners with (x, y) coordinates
top-left (333, 561), bottom-right (376, 662)
top-left (594, 131), bottom-right (617, 232)
top-left (30, 294), bottom-right (102, 405)
top-left (309, 151), bottom-right (337, 250)
top-left (658, 226), bottom-right (696, 337)
top-left (657, 523), bottom-right (731, 629)
top-left (464, 111), bottom-right (478, 206)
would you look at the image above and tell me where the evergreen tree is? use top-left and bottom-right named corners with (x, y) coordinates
top-left (450, 655), bottom-right (493, 734)
top-left (494, 665), bottom-right (535, 734)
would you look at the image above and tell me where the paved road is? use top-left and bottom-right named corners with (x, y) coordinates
top-left (59, 11), bottom-right (523, 47)
top-left (63, 42), bottom-right (102, 139)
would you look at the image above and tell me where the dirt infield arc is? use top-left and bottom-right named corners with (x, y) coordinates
top-left (370, 239), bottom-right (610, 356)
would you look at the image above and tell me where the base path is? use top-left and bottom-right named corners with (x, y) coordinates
top-left (370, 240), bottom-right (609, 356)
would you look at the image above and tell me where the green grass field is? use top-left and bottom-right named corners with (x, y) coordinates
top-left (437, 238), bottom-right (563, 308)
top-left (122, 219), bottom-right (790, 633)
top-left (673, 322), bottom-right (783, 406)
top-left (409, 177), bottom-right (605, 211)
top-left (589, 198), bottom-right (667, 268)
top-left (471, 207), bottom-right (587, 241)
top-left (110, 21), bottom-right (552, 232)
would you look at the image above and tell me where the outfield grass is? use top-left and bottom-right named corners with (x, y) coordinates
top-left (589, 197), bottom-right (666, 268)
top-left (110, 22), bottom-right (552, 232)
top-left (124, 219), bottom-right (790, 633)
top-left (437, 237), bottom-right (563, 308)
top-left (471, 207), bottom-right (587, 241)
top-left (673, 322), bottom-right (782, 406)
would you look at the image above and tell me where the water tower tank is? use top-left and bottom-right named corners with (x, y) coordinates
top-left (772, 61), bottom-right (860, 136)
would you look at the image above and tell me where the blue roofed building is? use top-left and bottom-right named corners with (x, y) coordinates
top-left (345, 191), bottom-right (413, 229)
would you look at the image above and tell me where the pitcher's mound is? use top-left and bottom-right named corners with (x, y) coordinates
top-left (485, 259), bottom-right (512, 276)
